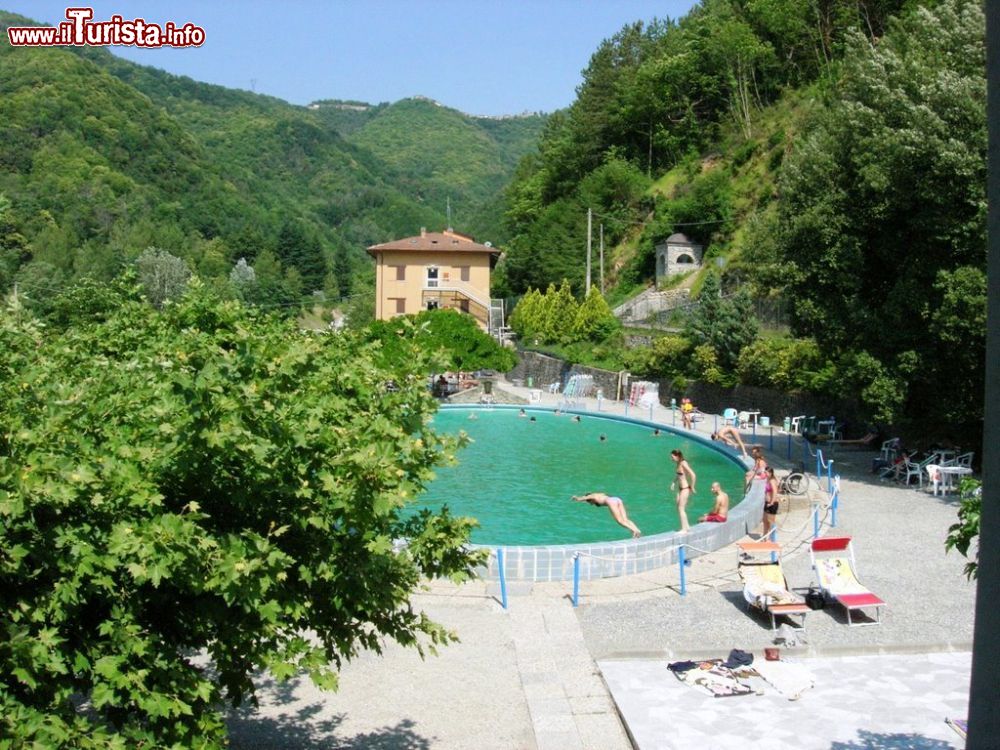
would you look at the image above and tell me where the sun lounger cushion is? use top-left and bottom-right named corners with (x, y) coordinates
top-left (814, 558), bottom-right (869, 595)
top-left (741, 564), bottom-right (805, 608)
top-left (815, 558), bottom-right (885, 610)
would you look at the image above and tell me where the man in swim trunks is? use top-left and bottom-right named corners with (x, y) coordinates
top-left (572, 492), bottom-right (642, 538)
top-left (699, 482), bottom-right (729, 523)
top-left (711, 425), bottom-right (748, 457)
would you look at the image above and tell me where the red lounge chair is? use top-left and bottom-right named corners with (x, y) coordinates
top-left (810, 536), bottom-right (885, 626)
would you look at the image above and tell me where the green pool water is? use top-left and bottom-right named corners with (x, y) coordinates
top-left (417, 407), bottom-right (747, 546)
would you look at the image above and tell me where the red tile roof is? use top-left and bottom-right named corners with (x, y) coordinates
top-left (366, 229), bottom-right (498, 257)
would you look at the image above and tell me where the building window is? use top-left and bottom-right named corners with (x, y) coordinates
top-left (459, 299), bottom-right (470, 314)
top-left (427, 300), bottom-right (439, 311)
top-left (458, 265), bottom-right (470, 282)
top-left (426, 266), bottom-right (439, 288)
top-left (393, 298), bottom-right (405, 314)
top-left (392, 265), bottom-right (406, 281)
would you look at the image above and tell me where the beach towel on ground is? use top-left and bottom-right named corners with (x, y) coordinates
top-left (674, 662), bottom-right (754, 698)
top-left (752, 660), bottom-right (814, 700)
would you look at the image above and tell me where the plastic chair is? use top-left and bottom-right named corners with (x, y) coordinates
top-left (901, 455), bottom-right (935, 487)
top-left (722, 408), bottom-right (739, 426)
top-left (880, 438), bottom-right (900, 463)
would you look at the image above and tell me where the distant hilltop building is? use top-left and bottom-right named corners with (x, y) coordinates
top-left (367, 228), bottom-right (501, 331)
top-left (655, 232), bottom-right (703, 284)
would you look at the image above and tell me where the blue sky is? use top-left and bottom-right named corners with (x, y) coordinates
top-left (5, 0), bottom-right (697, 115)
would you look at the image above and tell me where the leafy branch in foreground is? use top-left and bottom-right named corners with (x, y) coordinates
top-left (945, 477), bottom-right (982, 581)
top-left (0, 279), bottom-right (483, 748)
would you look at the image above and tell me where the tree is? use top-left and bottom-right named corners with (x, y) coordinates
top-left (0, 281), bottom-right (481, 747)
top-left (775, 0), bottom-right (985, 428)
top-left (135, 247), bottom-right (191, 308)
top-left (367, 308), bottom-right (516, 373)
top-left (228, 257), bottom-right (256, 292)
top-left (539, 280), bottom-right (579, 344)
top-left (573, 285), bottom-right (619, 342)
top-left (685, 271), bottom-right (759, 372)
top-left (508, 287), bottom-right (543, 339)
top-left (276, 220), bottom-right (328, 294)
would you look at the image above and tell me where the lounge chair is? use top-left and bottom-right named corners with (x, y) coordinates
top-left (810, 536), bottom-right (885, 626)
top-left (737, 541), bottom-right (810, 630)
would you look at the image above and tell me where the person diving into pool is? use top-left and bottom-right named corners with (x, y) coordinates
top-left (571, 492), bottom-right (642, 538)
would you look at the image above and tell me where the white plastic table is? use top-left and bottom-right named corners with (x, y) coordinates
top-left (936, 465), bottom-right (972, 495)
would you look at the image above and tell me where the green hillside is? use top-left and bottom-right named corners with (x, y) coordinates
top-left (0, 10), bottom-right (540, 309)
top-left (501, 0), bottom-right (985, 441)
top-left (347, 97), bottom-right (545, 241)
top-left (309, 99), bottom-right (387, 136)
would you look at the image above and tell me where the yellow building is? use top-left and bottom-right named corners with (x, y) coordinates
top-left (367, 228), bottom-right (500, 329)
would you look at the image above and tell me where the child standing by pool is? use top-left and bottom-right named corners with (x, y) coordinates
top-left (572, 492), bottom-right (642, 538)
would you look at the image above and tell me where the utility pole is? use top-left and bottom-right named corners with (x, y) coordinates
top-left (586, 207), bottom-right (592, 291)
top-left (447, 196), bottom-right (452, 231)
top-left (599, 223), bottom-right (605, 294)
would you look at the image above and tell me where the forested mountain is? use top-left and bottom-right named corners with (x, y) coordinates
top-left (318, 96), bottom-right (545, 242)
top-left (501, 0), bottom-right (985, 439)
top-left (0, 10), bottom-right (542, 313)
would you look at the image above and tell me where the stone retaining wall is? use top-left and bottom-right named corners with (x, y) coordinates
top-left (445, 384), bottom-right (527, 405)
top-left (507, 350), bottom-right (627, 400)
top-left (506, 351), bottom-right (865, 430)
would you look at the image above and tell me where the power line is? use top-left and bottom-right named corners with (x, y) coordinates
top-left (590, 208), bottom-right (730, 229)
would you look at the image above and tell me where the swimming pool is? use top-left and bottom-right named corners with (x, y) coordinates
top-left (419, 406), bottom-right (749, 546)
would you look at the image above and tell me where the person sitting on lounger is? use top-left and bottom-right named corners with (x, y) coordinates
top-left (572, 492), bottom-right (642, 538)
top-left (712, 425), bottom-right (748, 457)
top-left (699, 482), bottom-right (729, 523)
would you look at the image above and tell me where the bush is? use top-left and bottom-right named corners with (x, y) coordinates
top-left (736, 337), bottom-right (825, 390)
top-left (622, 335), bottom-right (691, 378)
top-left (692, 343), bottom-right (726, 385)
top-left (946, 478), bottom-right (982, 580)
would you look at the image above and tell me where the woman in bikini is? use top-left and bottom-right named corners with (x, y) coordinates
top-left (670, 449), bottom-right (696, 533)
top-left (745, 446), bottom-right (768, 487)
top-left (572, 492), bottom-right (642, 538)
top-left (762, 466), bottom-right (780, 538)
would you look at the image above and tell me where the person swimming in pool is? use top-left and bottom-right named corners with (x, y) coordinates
top-left (572, 492), bottom-right (641, 538)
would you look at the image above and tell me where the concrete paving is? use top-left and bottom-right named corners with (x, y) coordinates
top-left (228, 386), bottom-right (977, 749)
top-left (601, 652), bottom-right (970, 750)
